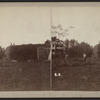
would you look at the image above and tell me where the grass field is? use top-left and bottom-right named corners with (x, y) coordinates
top-left (0, 60), bottom-right (50, 91)
top-left (1, 56), bottom-right (100, 91)
top-left (52, 56), bottom-right (100, 91)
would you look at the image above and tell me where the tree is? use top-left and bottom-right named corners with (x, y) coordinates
top-left (52, 36), bottom-right (57, 42)
top-left (96, 43), bottom-right (100, 59)
top-left (44, 40), bottom-right (51, 46)
top-left (51, 25), bottom-right (68, 40)
top-left (68, 40), bottom-right (81, 57)
top-left (70, 39), bottom-right (78, 48)
top-left (67, 41), bottom-right (92, 58)
top-left (0, 46), bottom-right (4, 59)
top-left (64, 39), bottom-right (70, 46)
top-left (80, 42), bottom-right (93, 57)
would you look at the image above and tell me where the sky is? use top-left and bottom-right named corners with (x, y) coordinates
top-left (52, 7), bottom-right (100, 47)
top-left (0, 4), bottom-right (100, 48)
top-left (0, 6), bottom-right (51, 48)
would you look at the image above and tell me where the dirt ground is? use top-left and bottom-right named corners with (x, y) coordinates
top-left (0, 60), bottom-right (50, 91)
top-left (52, 56), bottom-right (100, 91)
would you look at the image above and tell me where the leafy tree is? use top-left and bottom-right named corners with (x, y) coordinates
top-left (0, 46), bottom-right (4, 59)
top-left (68, 43), bottom-right (82, 57)
top-left (70, 39), bottom-right (78, 48)
top-left (67, 41), bottom-right (92, 58)
top-left (80, 42), bottom-right (93, 57)
top-left (52, 37), bottom-right (57, 42)
top-left (97, 43), bottom-right (100, 59)
top-left (64, 39), bottom-right (70, 46)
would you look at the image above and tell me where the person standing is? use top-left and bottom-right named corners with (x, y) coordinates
top-left (65, 53), bottom-right (68, 61)
top-left (83, 53), bottom-right (87, 62)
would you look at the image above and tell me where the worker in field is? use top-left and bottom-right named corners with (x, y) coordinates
top-left (65, 53), bottom-right (68, 61)
top-left (83, 53), bottom-right (87, 62)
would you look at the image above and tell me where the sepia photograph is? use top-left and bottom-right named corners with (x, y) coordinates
top-left (52, 6), bottom-right (100, 91)
top-left (0, 2), bottom-right (100, 98)
top-left (0, 4), bottom-right (51, 91)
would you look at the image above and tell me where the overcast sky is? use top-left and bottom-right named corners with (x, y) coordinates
top-left (0, 6), bottom-right (51, 48)
top-left (0, 4), bottom-right (100, 48)
top-left (52, 7), bottom-right (100, 47)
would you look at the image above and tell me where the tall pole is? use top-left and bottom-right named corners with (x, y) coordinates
top-left (50, 7), bottom-right (52, 90)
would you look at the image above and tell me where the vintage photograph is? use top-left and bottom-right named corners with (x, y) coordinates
top-left (52, 6), bottom-right (100, 91)
top-left (0, 3), bottom-right (100, 96)
top-left (0, 5), bottom-right (51, 91)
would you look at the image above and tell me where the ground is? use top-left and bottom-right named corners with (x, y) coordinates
top-left (0, 56), bottom-right (100, 91)
top-left (52, 56), bottom-right (100, 91)
top-left (0, 60), bottom-right (50, 91)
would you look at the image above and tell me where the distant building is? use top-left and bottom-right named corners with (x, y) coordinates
top-left (52, 39), bottom-right (66, 55)
top-left (5, 44), bottom-right (50, 61)
top-left (37, 45), bottom-right (50, 60)
top-left (52, 38), bottom-right (79, 56)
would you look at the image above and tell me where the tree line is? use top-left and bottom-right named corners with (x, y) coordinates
top-left (0, 39), bottom-right (99, 61)
top-left (64, 39), bottom-right (93, 58)
top-left (0, 23), bottom-right (99, 61)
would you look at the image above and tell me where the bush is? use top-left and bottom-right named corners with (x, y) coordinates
top-left (97, 44), bottom-right (100, 59)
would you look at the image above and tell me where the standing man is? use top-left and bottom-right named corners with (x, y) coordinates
top-left (65, 53), bottom-right (68, 61)
top-left (83, 53), bottom-right (87, 62)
